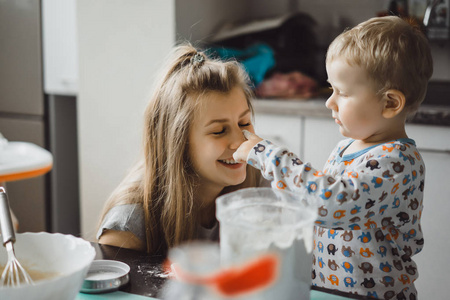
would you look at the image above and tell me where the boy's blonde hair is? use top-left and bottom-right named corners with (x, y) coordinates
top-left (98, 43), bottom-right (260, 254)
top-left (326, 16), bottom-right (433, 113)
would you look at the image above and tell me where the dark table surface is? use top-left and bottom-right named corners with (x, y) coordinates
top-left (92, 243), bottom-right (167, 298)
top-left (92, 242), bottom-right (366, 300)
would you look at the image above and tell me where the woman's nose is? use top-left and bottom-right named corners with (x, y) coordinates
top-left (229, 128), bottom-right (246, 150)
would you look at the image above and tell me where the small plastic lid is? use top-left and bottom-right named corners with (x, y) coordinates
top-left (80, 260), bottom-right (130, 294)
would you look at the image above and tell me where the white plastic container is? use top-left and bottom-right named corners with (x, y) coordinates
top-left (216, 187), bottom-right (317, 300)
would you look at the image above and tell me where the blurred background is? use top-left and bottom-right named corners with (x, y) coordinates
top-left (1, 0), bottom-right (449, 296)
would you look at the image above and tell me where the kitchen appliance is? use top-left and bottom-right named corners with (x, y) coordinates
top-left (0, 0), bottom-right (80, 235)
top-left (423, 0), bottom-right (450, 40)
top-left (0, 188), bottom-right (33, 287)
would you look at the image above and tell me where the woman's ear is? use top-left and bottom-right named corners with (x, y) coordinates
top-left (382, 89), bottom-right (406, 118)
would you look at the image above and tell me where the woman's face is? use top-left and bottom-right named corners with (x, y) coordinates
top-left (188, 86), bottom-right (254, 193)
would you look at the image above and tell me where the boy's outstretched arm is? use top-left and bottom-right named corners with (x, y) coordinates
top-left (233, 130), bottom-right (263, 163)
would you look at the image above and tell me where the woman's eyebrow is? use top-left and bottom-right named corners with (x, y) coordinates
top-left (205, 119), bottom-right (227, 126)
top-left (205, 109), bottom-right (251, 127)
top-left (239, 108), bottom-right (251, 118)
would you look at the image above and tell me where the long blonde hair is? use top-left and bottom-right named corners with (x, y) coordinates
top-left (98, 43), bottom-right (260, 254)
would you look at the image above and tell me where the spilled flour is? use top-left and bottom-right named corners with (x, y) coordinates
top-left (137, 264), bottom-right (171, 279)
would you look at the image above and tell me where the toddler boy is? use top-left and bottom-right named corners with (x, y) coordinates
top-left (233, 16), bottom-right (433, 299)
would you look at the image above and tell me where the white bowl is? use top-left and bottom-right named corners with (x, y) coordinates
top-left (0, 232), bottom-right (96, 300)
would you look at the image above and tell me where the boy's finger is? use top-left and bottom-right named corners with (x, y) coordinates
top-left (242, 129), bottom-right (257, 140)
top-left (232, 151), bottom-right (242, 162)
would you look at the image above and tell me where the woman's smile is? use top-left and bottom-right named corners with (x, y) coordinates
top-left (218, 158), bottom-right (244, 169)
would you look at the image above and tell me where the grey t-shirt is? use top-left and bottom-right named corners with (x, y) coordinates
top-left (97, 203), bottom-right (219, 243)
top-left (96, 203), bottom-right (146, 242)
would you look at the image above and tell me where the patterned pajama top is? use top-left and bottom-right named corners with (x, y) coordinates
top-left (247, 138), bottom-right (425, 300)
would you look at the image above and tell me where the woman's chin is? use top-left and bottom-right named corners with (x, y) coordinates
top-left (222, 172), bottom-right (246, 187)
top-left (231, 173), bottom-right (247, 186)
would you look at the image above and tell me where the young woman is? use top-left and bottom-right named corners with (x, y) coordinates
top-left (97, 44), bottom-right (263, 255)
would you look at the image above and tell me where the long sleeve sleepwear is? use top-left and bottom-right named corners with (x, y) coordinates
top-left (247, 138), bottom-right (424, 300)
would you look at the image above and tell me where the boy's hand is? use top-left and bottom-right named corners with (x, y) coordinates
top-left (233, 130), bottom-right (263, 163)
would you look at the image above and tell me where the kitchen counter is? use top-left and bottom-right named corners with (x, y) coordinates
top-left (253, 98), bottom-right (450, 126)
top-left (76, 243), bottom-right (365, 300)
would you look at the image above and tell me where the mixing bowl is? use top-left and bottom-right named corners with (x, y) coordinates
top-left (0, 232), bottom-right (95, 300)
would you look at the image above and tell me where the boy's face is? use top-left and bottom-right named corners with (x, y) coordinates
top-left (188, 86), bottom-right (254, 192)
top-left (325, 58), bottom-right (386, 142)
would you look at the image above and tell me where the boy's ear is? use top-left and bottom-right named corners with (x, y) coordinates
top-left (382, 89), bottom-right (406, 118)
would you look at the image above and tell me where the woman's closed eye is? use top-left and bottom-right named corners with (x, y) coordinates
top-left (239, 122), bottom-right (251, 128)
top-left (212, 122), bottom-right (251, 135)
top-left (212, 128), bottom-right (226, 135)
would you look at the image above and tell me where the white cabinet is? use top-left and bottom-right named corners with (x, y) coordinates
top-left (303, 117), bottom-right (342, 169)
top-left (253, 115), bottom-right (342, 169)
top-left (254, 113), bottom-right (302, 156)
top-left (42, 0), bottom-right (78, 95)
top-left (414, 150), bottom-right (450, 299)
top-left (406, 124), bottom-right (450, 299)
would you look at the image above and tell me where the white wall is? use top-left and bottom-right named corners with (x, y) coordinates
top-left (77, 0), bottom-right (175, 239)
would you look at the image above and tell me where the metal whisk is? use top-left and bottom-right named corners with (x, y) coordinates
top-left (0, 187), bottom-right (34, 287)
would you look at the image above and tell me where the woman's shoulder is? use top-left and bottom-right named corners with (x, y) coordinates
top-left (108, 203), bottom-right (144, 216)
top-left (97, 203), bottom-right (145, 242)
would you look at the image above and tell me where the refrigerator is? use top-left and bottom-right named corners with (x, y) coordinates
top-left (0, 0), bottom-right (80, 235)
